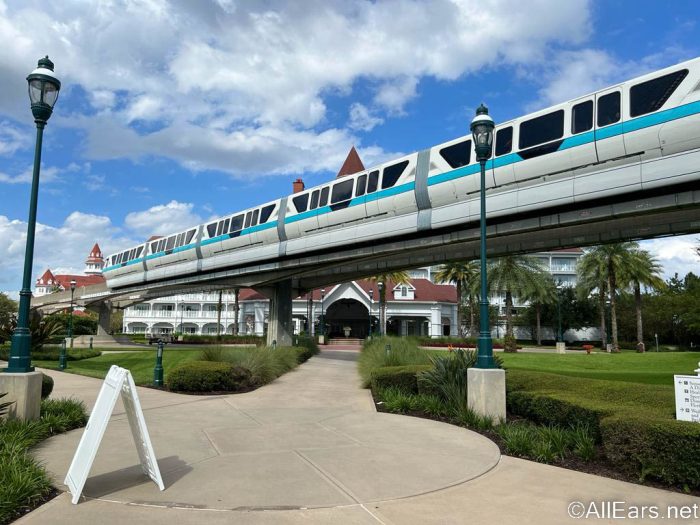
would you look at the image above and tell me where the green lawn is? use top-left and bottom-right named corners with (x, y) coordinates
top-left (36, 348), bottom-right (204, 385)
top-left (498, 351), bottom-right (700, 386)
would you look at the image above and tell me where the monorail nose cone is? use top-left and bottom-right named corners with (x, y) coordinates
top-left (476, 103), bottom-right (489, 115)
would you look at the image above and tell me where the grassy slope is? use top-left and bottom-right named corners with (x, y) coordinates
top-left (36, 349), bottom-right (202, 385)
top-left (498, 351), bottom-right (700, 386)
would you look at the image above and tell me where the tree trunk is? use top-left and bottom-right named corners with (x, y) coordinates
top-left (608, 270), bottom-right (619, 352)
top-left (535, 303), bottom-right (541, 345)
top-left (233, 288), bottom-right (240, 336)
top-left (505, 290), bottom-right (513, 338)
top-left (456, 281), bottom-right (463, 338)
top-left (598, 287), bottom-right (606, 350)
top-left (635, 281), bottom-right (643, 349)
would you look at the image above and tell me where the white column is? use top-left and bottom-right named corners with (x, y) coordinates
top-left (254, 303), bottom-right (266, 336)
top-left (429, 304), bottom-right (441, 338)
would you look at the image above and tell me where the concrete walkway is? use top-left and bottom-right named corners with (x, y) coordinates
top-left (16, 348), bottom-right (699, 524)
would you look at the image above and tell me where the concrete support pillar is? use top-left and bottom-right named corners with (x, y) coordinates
top-left (467, 368), bottom-right (506, 423)
top-left (267, 280), bottom-right (293, 347)
top-left (429, 305), bottom-right (441, 338)
top-left (0, 372), bottom-right (42, 421)
top-left (96, 301), bottom-right (112, 336)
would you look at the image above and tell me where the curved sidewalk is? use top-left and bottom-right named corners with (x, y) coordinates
top-left (20, 349), bottom-right (700, 524)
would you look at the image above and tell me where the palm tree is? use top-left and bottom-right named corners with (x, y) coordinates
top-left (577, 250), bottom-right (608, 350)
top-left (232, 288), bottom-right (240, 336)
top-left (487, 255), bottom-right (546, 350)
top-left (367, 271), bottom-right (411, 336)
top-left (621, 249), bottom-right (665, 350)
top-left (435, 261), bottom-right (480, 337)
top-left (522, 273), bottom-right (558, 345)
top-left (578, 242), bottom-right (639, 351)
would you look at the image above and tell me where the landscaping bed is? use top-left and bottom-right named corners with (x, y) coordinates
top-left (361, 336), bottom-right (700, 494)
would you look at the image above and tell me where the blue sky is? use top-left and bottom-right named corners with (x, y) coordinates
top-left (0, 0), bottom-right (699, 293)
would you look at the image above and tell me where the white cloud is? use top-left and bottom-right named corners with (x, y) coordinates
top-left (124, 200), bottom-right (202, 239)
top-left (640, 236), bottom-right (700, 280)
top-left (0, 121), bottom-right (29, 155)
top-left (348, 103), bottom-right (384, 132)
top-left (0, 212), bottom-right (137, 292)
top-left (0, 164), bottom-right (61, 184)
top-left (0, 0), bottom-right (594, 177)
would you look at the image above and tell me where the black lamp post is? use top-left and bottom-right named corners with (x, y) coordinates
top-left (471, 104), bottom-right (496, 369)
top-left (68, 279), bottom-right (76, 349)
top-left (320, 288), bottom-right (326, 338)
top-left (368, 289), bottom-right (374, 339)
top-left (556, 285), bottom-right (563, 343)
top-left (377, 282), bottom-right (384, 336)
top-left (5, 57), bottom-right (61, 374)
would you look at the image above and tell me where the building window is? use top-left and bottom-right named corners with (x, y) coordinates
top-left (401, 286), bottom-right (407, 297)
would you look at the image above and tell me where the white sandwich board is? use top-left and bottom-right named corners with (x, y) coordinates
top-left (65, 365), bottom-right (165, 504)
top-left (675, 373), bottom-right (700, 423)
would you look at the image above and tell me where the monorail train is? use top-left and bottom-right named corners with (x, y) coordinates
top-left (104, 57), bottom-right (700, 288)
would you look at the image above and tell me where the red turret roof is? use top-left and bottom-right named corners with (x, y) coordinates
top-left (336, 146), bottom-right (365, 178)
top-left (86, 242), bottom-right (104, 263)
top-left (36, 269), bottom-right (56, 285)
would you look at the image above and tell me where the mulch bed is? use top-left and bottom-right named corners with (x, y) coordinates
top-left (372, 394), bottom-right (700, 497)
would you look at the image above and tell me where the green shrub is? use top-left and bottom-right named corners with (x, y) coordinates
top-left (507, 369), bottom-right (700, 488)
top-left (0, 392), bottom-right (13, 418)
top-left (199, 346), bottom-right (224, 362)
top-left (40, 374), bottom-right (53, 400)
top-left (165, 361), bottom-right (251, 392)
top-left (601, 415), bottom-right (700, 487)
top-left (0, 397), bottom-right (87, 524)
top-left (359, 336), bottom-right (431, 387)
top-left (179, 334), bottom-right (264, 345)
top-left (296, 336), bottom-right (319, 362)
top-left (370, 365), bottom-right (432, 394)
top-left (0, 347), bottom-right (101, 362)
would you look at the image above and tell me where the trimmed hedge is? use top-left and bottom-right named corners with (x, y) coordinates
top-left (370, 365), bottom-right (433, 394)
top-left (506, 369), bottom-right (700, 488)
top-left (165, 361), bottom-right (251, 392)
top-left (0, 347), bottom-right (100, 362)
top-left (295, 336), bottom-right (320, 362)
top-left (41, 374), bottom-right (54, 400)
top-left (177, 334), bottom-right (265, 345)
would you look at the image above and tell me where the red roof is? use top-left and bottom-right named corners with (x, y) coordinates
top-left (36, 269), bottom-right (56, 285)
top-left (53, 274), bottom-right (106, 289)
top-left (336, 146), bottom-right (365, 178)
top-left (238, 288), bottom-right (266, 301)
top-left (295, 279), bottom-right (457, 303)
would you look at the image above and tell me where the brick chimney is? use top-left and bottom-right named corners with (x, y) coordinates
top-left (293, 178), bottom-right (305, 193)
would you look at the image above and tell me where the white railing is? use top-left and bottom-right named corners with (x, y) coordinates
top-left (126, 310), bottom-right (236, 320)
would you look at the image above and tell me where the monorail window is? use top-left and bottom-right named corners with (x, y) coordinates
top-left (597, 92), bottom-right (620, 127)
top-left (230, 215), bottom-right (244, 232)
top-left (185, 229), bottom-right (196, 244)
top-left (244, 212), bottom-right (252, 229)
top-left (382, 160), bottom-right (410, 188)
top-left (251, 209), bottom-right (259, 226)
top-left (519, 109), bottom-right (564, 150)
top-left (260, 204), bottom-right (275, 223)
top-left (495, 127), bottom-right (513, 156)
top-left (166, 236), bottom-right (176, 251)
top-left (367, 170), bottom-right (379, 193)
top-left (216, 221), bottom-right (224, 236)
top-left (292, 193), bottom-right (309, 213)
top-left (356, 174), bottom-right (367, 196)
top-left (136, 246), bottom-right (143, 257)
top-left (151, 241), bottom-right (159, 253)
top-left (320, 187), bottom-right (329, 207)
top-left (223, 218), bottom-right (231, 233)
top-left (206, 223), bottom-right (217, 237)
top-left (331, 179), bottom-right (354, 203)
top-left (572, 100), bottom-right (593, 134)
top-left (310, 190), bottom-right (320, 209)
top-left (630, 69), bottom-right (688, 118)
top-left (439, 141), bottom-right (471, 169)
top-left (158, 239), bottom-right (166, 252)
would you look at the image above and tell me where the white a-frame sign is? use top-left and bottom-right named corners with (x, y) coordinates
top-left (65, 365), bottom-right (165, 504)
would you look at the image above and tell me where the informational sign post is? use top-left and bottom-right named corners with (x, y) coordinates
top-left (65, 365), bottom-right (165, 504)
top-left (674, 367), bottom-right (700, 423)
